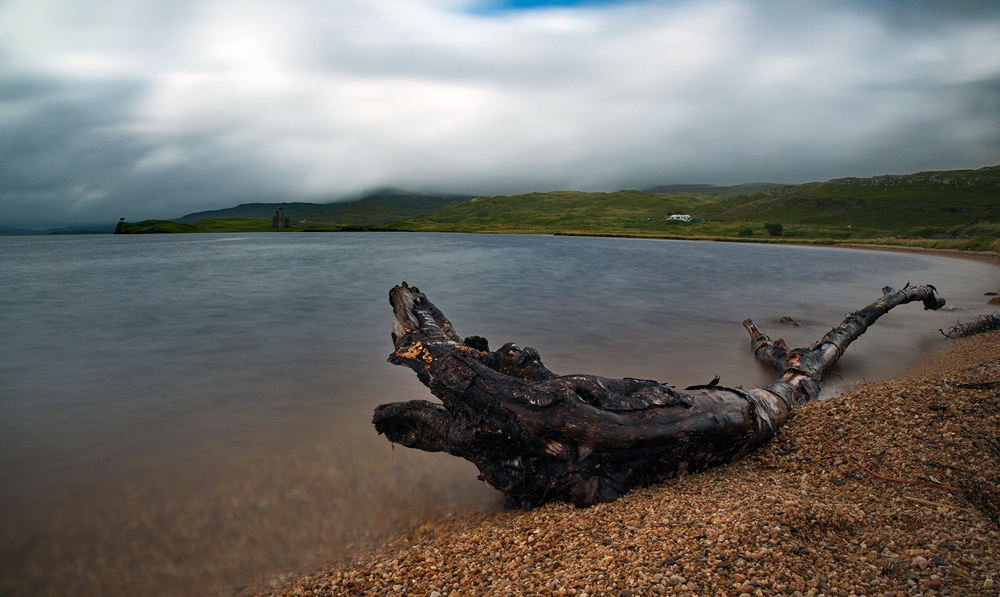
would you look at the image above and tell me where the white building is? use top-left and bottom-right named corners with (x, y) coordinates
top-left (667, 214), bottom-right (692, 222)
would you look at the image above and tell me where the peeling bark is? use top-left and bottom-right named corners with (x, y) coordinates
top-left (373, 282), bottom-right (944, 508)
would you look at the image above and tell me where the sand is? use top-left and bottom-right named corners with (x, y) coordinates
top-left (250, 327), bottom-right (1000, 597)
top-left (836, 244), bottom-right (1000, 269)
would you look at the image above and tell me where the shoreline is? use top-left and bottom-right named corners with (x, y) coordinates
top-left (107, 225), bottom-right (1000, 264)
top-left (833, 243), bottom-right (1000, 268)
top-left (105, 225), bottom-right (1000, 270)
top-left (253, 329), bottom-right (1000, 597)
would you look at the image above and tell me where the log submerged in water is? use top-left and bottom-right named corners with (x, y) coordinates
top-left (373, 282), bottom-right (945, 508)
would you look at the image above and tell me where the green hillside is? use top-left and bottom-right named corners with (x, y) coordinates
top-left (708, 166), bottom-right (1000, 235)
top-left (388, 165), bottom-right (1000, 252)
top-left (647, 182), bottom-right (779, 197)
top-left (114, 165), bottom-right (1000, 252)
top-left (171, 189), bottom-right (474, 229)
top-left (175, 203), bottom-right (339, 224)
top-left (387, 190), bottom-right (723, 234)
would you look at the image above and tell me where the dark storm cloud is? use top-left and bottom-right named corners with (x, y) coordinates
top-left (1, 0), bottom-right (999, 227)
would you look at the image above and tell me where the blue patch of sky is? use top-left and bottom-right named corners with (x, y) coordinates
top-left (471, 0), bottom-right (647, 14)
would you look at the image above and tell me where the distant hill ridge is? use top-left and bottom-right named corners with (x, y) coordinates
top-left (647, 182), bottom-right (779, 197)
top-left (175, 189), bottom-right (475, 227)
top-left (112, 164), bottom-right (1000, 253)
top-left (709, 164), bottom-right (1000, 228)
top-left (1, 224), bottom-right (116, 236)
top-left (380, 164), bottom-right (1000, 252)
top-left (826, 164), bottom-right (1000, 189)
top-left (176, 202), bottom-right (335, 224)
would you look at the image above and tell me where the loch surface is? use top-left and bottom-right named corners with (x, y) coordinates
top-left (1, 233), bottom-right (996, 597)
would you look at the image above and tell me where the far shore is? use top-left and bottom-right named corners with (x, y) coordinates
top-left (109, 221), bottom-right (1000, 269)
top-left (834, 242), bottom-right (1000, 268)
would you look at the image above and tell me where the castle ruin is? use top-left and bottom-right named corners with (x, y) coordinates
top-left (272, 207), bottom-right (290, 228)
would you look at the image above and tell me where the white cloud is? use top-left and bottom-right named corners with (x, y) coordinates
top-left (1, 0), bottom-right (999, 226)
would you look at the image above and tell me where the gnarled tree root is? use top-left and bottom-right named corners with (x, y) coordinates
top-left (374, 283), bottom-right (944, 508)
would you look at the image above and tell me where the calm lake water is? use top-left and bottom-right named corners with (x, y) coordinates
top-left (1, 233), bottom-right (997, 597)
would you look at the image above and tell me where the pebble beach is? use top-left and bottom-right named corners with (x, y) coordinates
top-left (253, 327), bottom-right (1000, 597)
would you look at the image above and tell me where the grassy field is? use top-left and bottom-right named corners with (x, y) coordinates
top-left (385, 190), bottom-right (720, 233)
top-left (116, 218), bottom-right (311, 234)
top-left (386, 165), bottom-right (1000, 252)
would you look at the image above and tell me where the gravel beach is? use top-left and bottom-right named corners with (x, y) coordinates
top-left (253, 329), bottom-right (1000, 597)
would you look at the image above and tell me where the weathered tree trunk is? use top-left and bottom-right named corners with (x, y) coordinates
top-left (373, 282), bottom-right (944, 508)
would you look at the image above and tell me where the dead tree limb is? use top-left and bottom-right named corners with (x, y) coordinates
top-left (373, 283), bottom-right (944, 508)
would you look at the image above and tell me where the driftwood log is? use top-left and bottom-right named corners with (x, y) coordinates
top-left (373, 282), bottom-right (945, 508)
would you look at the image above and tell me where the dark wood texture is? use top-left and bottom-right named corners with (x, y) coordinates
top-left (373, 283), bottom-right (944, 508)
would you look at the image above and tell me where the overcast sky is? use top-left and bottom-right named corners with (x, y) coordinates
top-left (2, 0), bottom-right (999, 227)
